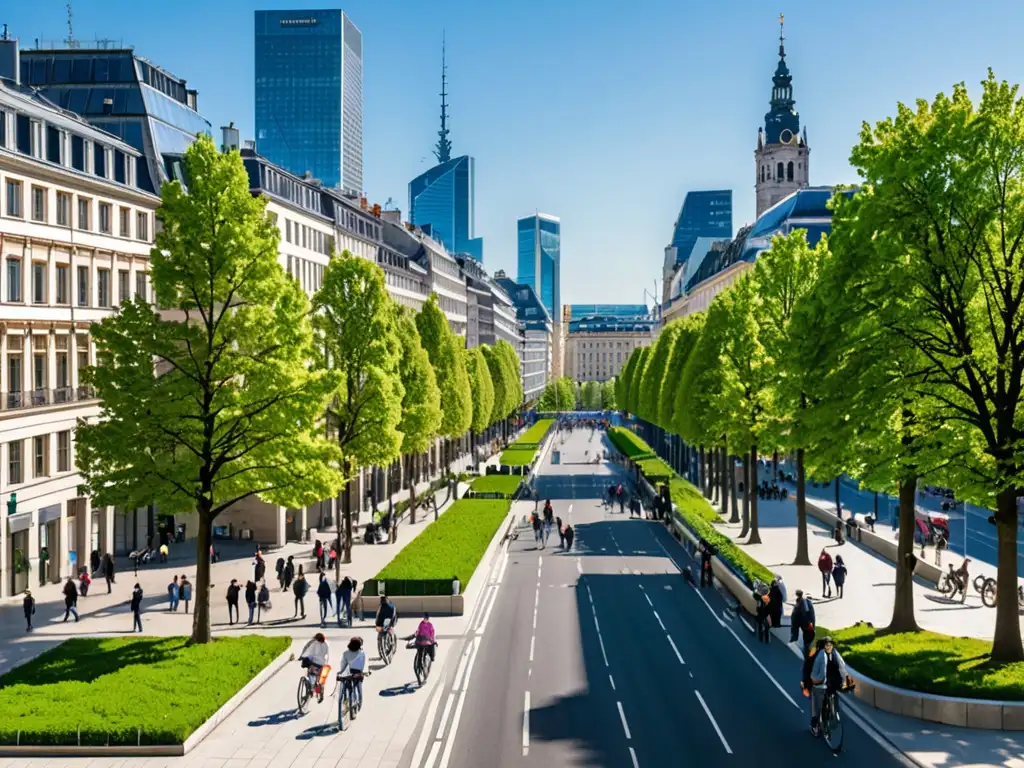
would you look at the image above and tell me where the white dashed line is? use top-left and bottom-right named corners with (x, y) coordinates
top-left (529, 635), bottom-right (535, 662)
top-left (616, 701), bottom-right (632, 740)
top-left (598, 634), bottom-right (610, 667)
top-left (667, 635), bottom-right (685, 665)
top-left (609, 674), bottom-right (616, 691)
top-left (522, 691), bottom-right (531, 756)
top-left (695, 690), bottom-right (733, 754)
top-left (653, 611), bottom-right (666, 632)
top-left (721, 622), bottom-right (802, 710)
top-left (630, 746), bottom-right (640, 768)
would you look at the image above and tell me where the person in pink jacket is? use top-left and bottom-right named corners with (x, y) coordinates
top-left (817, 549), bottom-right (834, 598)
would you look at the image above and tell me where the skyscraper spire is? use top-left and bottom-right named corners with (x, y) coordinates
top-left (434, 31), bottom-right (453, 164)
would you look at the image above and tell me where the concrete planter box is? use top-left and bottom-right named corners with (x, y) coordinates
top-left (667, 514), bottom-right (758, 615)
top-left (850, 664), bottom-right (1024, 730)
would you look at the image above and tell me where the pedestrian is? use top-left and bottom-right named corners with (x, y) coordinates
top-left (328, 541), bottom-right (338, 570)
top-left (258, 581), bottom-right (271, 622)
top-left (293, 567), bottom-right (308, 619)
top-left (317, 573), bottom-right (332, 627)
top-left (543, 500), bottom-right (554, 544)
top-left (253, 551), bottom-right (266, 583)
top-left (564, 524), bottom-right (575, 550)
top-left (90, 549), bottom-right (101, 576)
top-left (336, 576), bottom-right (354, 627)
top-left (103, 552), bottom-right (115, 593)
top-left (618, 486), bottom-right (625, 514)
top-left (314, 539), bottom-right (325, 571)
top-left (834, 519), bottom-right (845, 546)
top-left (275, 556), bottom-right (286, 590)
top-left (753, 586), bottom-right (771, 644)
top-left (532, 511), bottom-right (543, 548)
top-left (226, 579), bottom-right (241, 625)
top-left (23, 589), bottom-right (35, 632)
top-left (245, 579), bottom-right (258, 624)
top-left (159, 542), bottom-right (169, 563)
top-left (790, 590), bottom-right (816, 652)
top-left (556, 516), bottom-right (565, 549)
top-left (817, 549), bottom-right (834, 598)
top-left (699, 541), bottom-right (715, 587)
top-left (283, 555), bottom-right (295, 591)
top-left (768, 577), bottom-right (784, 629)
top-left (168, 575), bottom-right (180, 612)
top-left (62, 577), bottom-right (80, 622)
top-left (79, 568), bottom-right (91, 597)
top-left (130, 583), bottom-right (144, 632)
top-left (832, 556), bottom-right (847, 599)
top-left (180, 575), bottom-right (193, 613)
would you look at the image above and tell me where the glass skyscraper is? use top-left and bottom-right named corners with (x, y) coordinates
top-left (409, 155), bottom-right (483, 261)
top-left (254, 9), bottom-right (363, 195)
top-left (517, 213), bottom-right (561, 320)
top-left (670, 190), bottom-right (733, 267)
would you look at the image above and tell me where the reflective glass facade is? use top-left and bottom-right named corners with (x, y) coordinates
top-left (18, 48), bottom-right (211, 192)
top-left (517, 214), bottom-right (560, 320)
top-left (670, 190), bottom-right (733, 266)
top-left (409, 155), bottom-right (483, 261)
top-left (254, 10), bottom-right (363, 195)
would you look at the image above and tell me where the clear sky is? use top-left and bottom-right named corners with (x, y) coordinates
top-left (8, 1), bottom-right (1024, 304)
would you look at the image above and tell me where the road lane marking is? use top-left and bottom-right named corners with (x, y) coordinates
top-left (667, 635), bottom-right (685, 665)
top-left (653, 611), bottom-right (666, 632)
top-left (643, 593), bottom-right (653, 607)
top-left (740, 617), bottom-right (753, 633)
top-left (522, 691), bottom-right (531, 756)
top-left (476, 586), bottom-right (499, 636)
top-left (533, 609), bottom-right (538, 630)
top-left (630, 746), bottom-right (639, 768)
top-left (424, 739), bottom-right (442, 768)
top-left (722, 623), bottom-right (802, 710)
top-left (529, 635), bottom-right (535, 662)
top-left (451, 641), bottom-right (473, 691)
top-left (695, 690), bottom-right (733, 754)
top-left (435, 692), bottom-right (456, 739)
top-left (616, 701), bottom-right (632, 740)
top-left (599, 634), bottom-right (610, 667)
top-left (593, 615), bottom-right (601, 634)
top-left (409, 668), bottom-right (445, 768)
top-left (609, 674), bottom-right (616, 691)
top-left (495, 551), bottom-right (509, 584)
top-left (577, 558), bottom-right (582, 574)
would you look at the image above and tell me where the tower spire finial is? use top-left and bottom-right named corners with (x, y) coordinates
top-left (434, 31), bottom-right (453, 164)
top-left (778, 13), bottom-right (785, 57)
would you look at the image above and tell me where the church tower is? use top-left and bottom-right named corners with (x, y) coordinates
top-left (755, 15), bottom-right (809, 217)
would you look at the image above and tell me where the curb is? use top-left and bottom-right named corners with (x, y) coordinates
top-left (0, 643), bottom-right (293, 757)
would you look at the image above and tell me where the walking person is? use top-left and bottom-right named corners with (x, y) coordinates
top-left (275, 556), bottom-right (286, 590)
top-left (768, 577), bottom-right (785, 629)
top-left (257, 581), bottom-right (271, 623)
top-left (617, 485), bottom-right (625, 514)
top-left (168, 575), bottom-right (180, 612)
top-left (23, 589), bottom-right (35, 632)
top-left (62, 577), bottom-right (80, 622)
top-left (253, 551), bottom-right (266, 583)
top-left (226, 579), bottom-right (241, 625)
top-left (245, 579), bottom-right (257, 625)
top-left (532, 512), bottom-right (543, 549)
top-left (293, 567), bottom-right (308, 619)
top-left (283, 555), bottom-right (295, 592)
top-left (564, 524), bottom-right (575, 551)
top-left (542, 500), bottom-right (554, 545)
top-left (90, 549), bottom-right (101, 577)
top-left (556, 517), bottom-right (565, 549)
top-left (130, 583), bottom-right (144, 633)
top-left (317, 573), bottom-right (332, 628)
top-left (817, 549), bottom-right (834, 598)
top-left (314, 540), bottom-right (325, 571)
top-left (832, 556), bottom-right (847, 599)
top-left (699, 541), bottom-right (715, 587)
top-left (336, 576), bottom-right (354, 627)
top-left (103, 552), bottom-right (115, 593)
top-left (180, 575), bottom-right (193, 613)
top-left (789, 590), bottom-right (816, 652)
top-left (753, 586), bottom-right (771, 643)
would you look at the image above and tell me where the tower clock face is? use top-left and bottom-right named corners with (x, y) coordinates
top-left (780, 129), bottom-right (794, 144)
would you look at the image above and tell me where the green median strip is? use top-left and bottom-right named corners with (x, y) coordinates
top-left (470, 474), bottom-right (524, 497)
top-left (0, 635), bottom-right (290, 746)
top-left (499, 418), bottom-right (556, 467)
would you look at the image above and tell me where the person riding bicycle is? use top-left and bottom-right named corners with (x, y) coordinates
top-left (299, 632), bottom-right (330, 703)
top-left (337, 637), bottom-right (367, 718)
top-left (953, 558), bottom-right (971, 596)
top-left (376, 594), bottom-right (398, 631)
top-left (809, 636), bottom-right (848, 736)
top-left (415, 612), bottom-right (437, 663)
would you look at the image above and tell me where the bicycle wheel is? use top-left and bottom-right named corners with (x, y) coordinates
top-left (973, 574), bottom-right (987, 593)
top-left (296, 676), bottom-right (312, 715)
top-left (414, 648), bottom-right (424, 685)
top-left (385, 632), bottom-right (395, 664)
top-left (824, 697), bottom-right (844, 754)
top-left (378, 631), bottom-right (387, 662)
top-left (337, 682), bottom-right (348, 731)
top-left (938, 575), bottom-right (953, 595)
top-left (422, 651), bottom-right (432, 682)
top-left (981, 579), bottom-right (997, 608)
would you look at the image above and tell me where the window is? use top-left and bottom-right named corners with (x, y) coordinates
top-left (77, 265), bottom-right (89, 307)
top-left (33, 352), bottom-right (45, 395)
top-left (55, 265), bottom-right (69, 304)
top-left (135, 271), bottom-right (147, 302)
top-left (71, 135), bottom-right (84, 170)
top-left (7, 353), bottom-right (22, 402)
top-left (777, 162), bottom-right (784, 179)
top-left (93, 143), bottom-right (106, 178)
top-left (97, 268), bottom-right (110, 307)
top-left (56, 351), bottom-right (68, 389)
top-left (46, 125), bottom-right (61, 164)
top-left (77, 197), bottom-right (90, 230)
top-left (8, 440), bottom-right (22, 485)
top-left (57, 431), bottom-right (70, 472)
top-left (33, 435), bottom-right (47, 478)
top-left (98, 202), bottom-right (112, 234)
top-left (285, 219), bottom-right (291, 243)
top-left (136, 211), bottom-right (149, 241)
top-left (56, 191), bottom-right (70, 226)
top-left (119, 207), bottom-right (130, 237)
top-left (6, 258), bottom-right (21, 302)
top-left (787, 161), bottom-right (794, 182)
top-left (32, 262), bottom-right (45, 304)
top-left (5, 179), bottom-right (22, 217)
top-left (118, 269), bottom-right (130, 304)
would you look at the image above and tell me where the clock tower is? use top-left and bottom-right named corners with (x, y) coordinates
top-left (755, 15), bottom-right (809, 217)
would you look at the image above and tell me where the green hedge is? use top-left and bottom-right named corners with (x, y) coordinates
top-left (470, 474), bottom-right (524, 497)
top-left (373, 499), bottom-right (511, 588)
top-left (607, 427), bottom-right (656, 460)
top-left (518, 418), bottom-right (555, 445)
top-left (832, 623), bottom-right (1024, 701)
top-left (0, 636), bottom-right (290, 746)
top-left (500, 448), bottom-right (539, 467)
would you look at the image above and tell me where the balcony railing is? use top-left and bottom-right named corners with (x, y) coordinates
top-left (3, 387), bottom-right (97, 411)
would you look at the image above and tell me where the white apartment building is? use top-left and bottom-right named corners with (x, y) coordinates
top-left (566, 333), bottom-right (652, 382)
top-left (0, 79), bottom-right (159, 597)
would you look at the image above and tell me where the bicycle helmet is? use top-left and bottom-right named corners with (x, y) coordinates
top-left (821, 635), bottom-right (834, 645)
top-left (348, 637), bottom-right (363, 651)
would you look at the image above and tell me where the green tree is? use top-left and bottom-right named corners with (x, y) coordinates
top-left (314, 252), bottom-right (404, 567)
top-left (466, 346), bottom-right (495, 436)
top-left (601, 377), bottom-right (617, 410)
top-left (417, 295), bottom-right (473, 471)
top-left (642, 321), bottom-right (686, 429)
top-left (617, 349), bottom-right (641, 412)
top-left (482, 345), bottom-right (508, 426)
top-left (830, 73), bottom-right (1024, 660)
top-left (580, 381), bottom-right (602, 409)
top-left (76, 136), bottom-right (342, 644)
top-left (627, 346), bottom-right (651, 416)
top-left (392, 306), bottom-right (442, 533)
top-left (496, 339), bottom-right (524, 414)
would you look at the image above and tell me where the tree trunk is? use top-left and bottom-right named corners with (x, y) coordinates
top-left (773, 450), bottom-right (778, 483)
top-left (747, 444), bottom-right (762, 544)
top-left (720, 440), bottom-right (728, 517)
top-left (699, 446), bottom-right (707, 498)
top-left (834, 477), bottom-right (842, 518)
top-left (887, 475), bottom-right (920, 633)
top-left (341, 457), bottom-right (353, 566)
top-left (793, 447), bottom-right (811, 565)
top-left (407, 453), bottom-right (417, 526)
top-left (710, 447), bottom-right (720, 505)
top-left (189, 506), bottom-right (214, 644)
top-left (729, 453), bottom-right (740, 524)
top-left (991, 486), bottom-right (1024, 661)
top-left (740, 455), bottom-right (750, 539)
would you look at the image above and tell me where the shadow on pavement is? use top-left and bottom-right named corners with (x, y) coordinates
top-left (296, 722), bottom-right (339, 739)
top-left (249, 709), bottom-right (302, 727)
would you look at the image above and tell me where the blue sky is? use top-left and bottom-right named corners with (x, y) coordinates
top-left (8, 1), bottom-right (1024, 304)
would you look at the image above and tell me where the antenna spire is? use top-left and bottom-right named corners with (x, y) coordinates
top-left (65, 2), bottom-right (78, 48)
top-left (434, 31), bottom-right (453, 164)
top-left (778, 13), bottom-right (785, 57)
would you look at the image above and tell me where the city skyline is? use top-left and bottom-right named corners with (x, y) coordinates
top-left (6, 1), bottom-right (1024, 304)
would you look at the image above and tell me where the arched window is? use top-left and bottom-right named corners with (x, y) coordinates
top-left (760, 166), bottom-right (765, 183)
top-left (777, 162), bottom-right (784, 179)
top-left (787, 161), bottom-right (794, 181)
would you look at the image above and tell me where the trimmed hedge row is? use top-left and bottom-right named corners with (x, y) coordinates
top-left (500, 418), bottom-right (556, 467)
top-left (607, 427), bottom-right (656, 460)
top-left (516, 418), bottom-right (556, 446)
top-left (470, 474), bottom-right (524, 497)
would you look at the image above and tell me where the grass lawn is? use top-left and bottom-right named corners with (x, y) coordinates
top-left (832, 623), bottom-right (1024, 700)
top-left (608, 427), bottom-right (657, 460)
top-left (471, 474), bottom-right (524, 496)
top-left (517, 418), bottom-right (555, 445)
top-left (374, 498), bottom-right (511, 586)
top-left (500, 448), bottom-right (538, 466)
top-left (0, 635), bottom-right (290, 746)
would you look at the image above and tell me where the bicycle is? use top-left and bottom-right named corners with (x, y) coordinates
top-left (979, 579), bottom-right (1024, 610)
top-left (296, 660), bottom-right (331, 715)
top-left (937, 568), bottom-right (968, 603)
top-left (336, 671), bottom-right (366, 731)
top-left (411, 639), bottom-right (438, 685)
top-left (818, 686), bottom-right (849, 754)
top-left (377, 619), bottom-right (396, 665)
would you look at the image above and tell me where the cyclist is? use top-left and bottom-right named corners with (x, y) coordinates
top-left (299, 632), bottom-right (330, 703)
top-left (953, 558), bottom-right (971, 600)
top-left (414, 612), bottom-right (437, 664)
top-left (809, 636), bottom-right (848, 736)
top-left (337, 637), bottom-right (367, 718)
top-left (376, 594), bottom-right (398, 632)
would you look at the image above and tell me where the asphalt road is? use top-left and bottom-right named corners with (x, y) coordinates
top-left (408, 428), bottom-right (910, 768)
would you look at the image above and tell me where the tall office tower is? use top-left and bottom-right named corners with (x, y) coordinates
top-left (254, 9), bottom-right (363, 195)
top-left (662, 190), bottom-right (733, 304)
top-left (517, 213), bottom-right (561, 320)
top-left (408, 38), bottom-right (483, 261)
